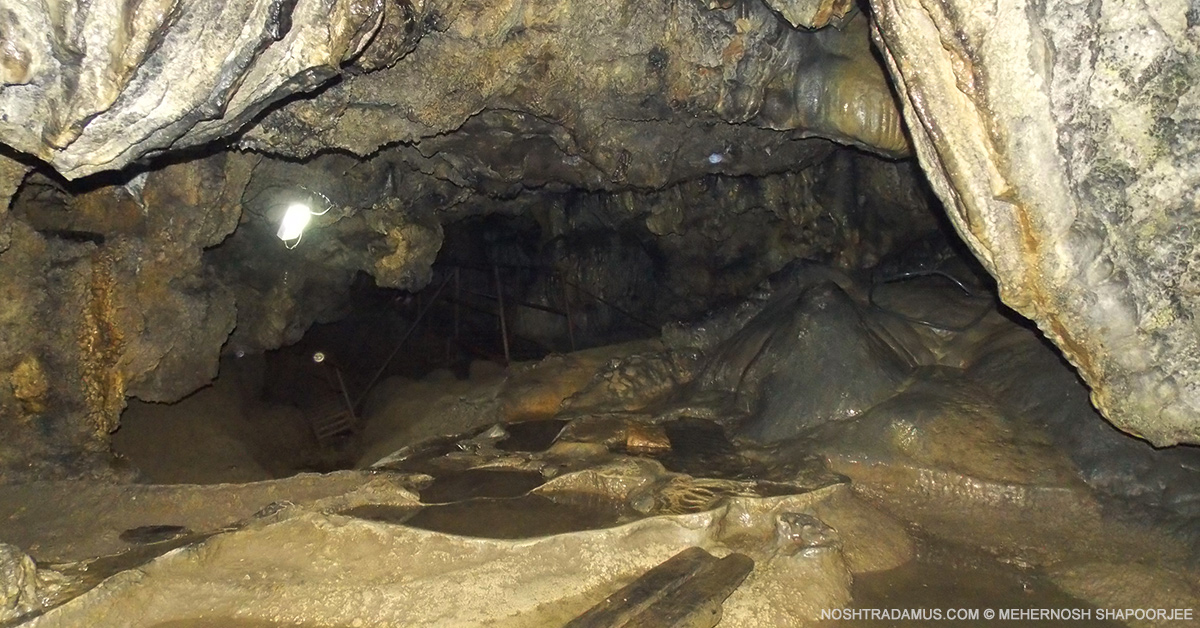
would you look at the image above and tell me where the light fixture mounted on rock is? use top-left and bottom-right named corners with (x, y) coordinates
top-left (277, 203), bottom-right (314, 241)
top-left (274, 188), bottom-right (333, 249)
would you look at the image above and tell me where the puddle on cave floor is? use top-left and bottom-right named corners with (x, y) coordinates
top-left (847, 542), bottom-right (1122, 628)
top-left (654, 417), bottom-right (768, 480)
top-left (495, 419), bottom-right (570, 452)
top-left (142, 536), bottom-right (1121, 628)
top-left (369, 419), bottom-right (571, 474)
top-left (38, 530), bottom-right (220, 616)
top-left (417, 467), bottom-right (547, 502)
top-left (341, 492), bottom-right (627, 539)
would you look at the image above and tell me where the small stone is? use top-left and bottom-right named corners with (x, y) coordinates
top-left (775, 512), bottom-right (841, 555)
top-left (626, 423), bottom-right (671, 455)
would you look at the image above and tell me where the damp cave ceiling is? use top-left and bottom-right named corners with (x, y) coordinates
top-left (0, 0), bottom-right (1199, 447)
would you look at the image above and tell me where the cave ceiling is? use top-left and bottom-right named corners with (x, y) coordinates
top-left (0, 0), bottom-right (1198, 462)
top-left (0, 0), bottom-right (903, 182)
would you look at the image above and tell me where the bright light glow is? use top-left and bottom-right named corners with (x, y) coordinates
top-left (312, 351), bottom-right (326, 364)
top-left (277, 203), bottom-right (313, 241)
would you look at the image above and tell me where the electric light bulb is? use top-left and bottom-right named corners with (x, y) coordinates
top-left (277, 203), bottom-right (313, 241)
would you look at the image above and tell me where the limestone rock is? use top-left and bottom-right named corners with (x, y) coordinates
top-left (17, 486), bottom-right (899, 628)
top-left (368, 208), bottom-right (443, 291)
top-left (764, 0), bottom-right (858, 30)
top-left (823, 371), bottom-right (1088, 489)
top-left (0, 153), bottom-right (29, 253)
top-left (868, 0), bottom-right (1200, 445)
top-left (0, 221), bottom-right (118, 477)
top-left (1049, 562), bottom-right (1200, 628)
top-left (965, 317), bottom-right (1200, 531)
top-left (0, 543), bottom-right (39, 623)
top-left (0, 155), bottom-right (250, 478)
top-left (0, 0), bottom-right (909, 181)
top-left (241, 2), bottom-right (909, 181)
top-left (699, 277), bottom-right (915, 443)
top-left (0, 0), bottom-right (391, 178)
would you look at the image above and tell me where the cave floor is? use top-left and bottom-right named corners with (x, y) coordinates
top-left (1, 422), bottom-right (1191, 627)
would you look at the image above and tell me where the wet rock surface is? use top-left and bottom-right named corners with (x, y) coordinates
top-left (358, 260), bottom-right (1200, 552)
top-left (1, 544), bottom-right (42, 623)
top-left (0, 0), bottom-right (964, 482)
top-left (0, 0), bottom-right (1193, 482)
top-left (700, 277), bottom-right (916, 443)
top-left (0, 0), bottom-right (1197, 621)
top-left (0, 0), bottom-right (391, 178)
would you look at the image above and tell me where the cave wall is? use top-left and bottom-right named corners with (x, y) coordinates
top-left (0, 0), bottom-right (390, 178)
top-left (869, 0), bottom-right (1200, 445)
top-left (0, 154), bottom-right (31, 253)
top-left (0, 157), bottom-right (250, 478)
top-left (532, 149), bottom-right (937, 327)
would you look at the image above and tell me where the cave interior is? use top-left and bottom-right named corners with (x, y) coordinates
top-left (1, 0), bottom-right (1199, 625)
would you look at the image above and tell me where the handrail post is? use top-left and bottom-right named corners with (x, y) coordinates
top-left (454, 266), bottom-right (461, 344)
top-left (355, 273), bottom-right (453, 407)
top-left (494, 264), bottom-right (511, 365)
top-left (563, 275), bottom-right (576, 352)
top-left (333, 366), bottom-right (357, 424)
top-left (449, 266), bottom-right (461, 363)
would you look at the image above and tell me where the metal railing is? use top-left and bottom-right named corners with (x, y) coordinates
top-left (353, 262), bottom-right (658, 406)
top-left (301, 261), bottom-right (659, 445)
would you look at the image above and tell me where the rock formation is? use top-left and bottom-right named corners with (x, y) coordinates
top-left (868, 0), bottom-right (1200, 445)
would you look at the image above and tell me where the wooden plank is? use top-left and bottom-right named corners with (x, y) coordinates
top-left (563, 547), bottom-right (717, 628)
top-left (621, 552), bottom-right (755, 628)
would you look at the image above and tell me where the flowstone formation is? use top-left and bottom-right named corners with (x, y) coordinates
top-left (0, 140), bottom-right (934, 480)
top-left (0, 0), bottom-right (1194, 465)
top-left (0, 157), bottom-right (250, 479)
top-left (868, 0), bottom-right (1200, 445)
top-left (1, 0), bottom-right (1198, 623)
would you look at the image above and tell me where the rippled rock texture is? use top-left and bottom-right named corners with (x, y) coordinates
top-left (868, 0), bottom-right (1200, 445)
top-left (655, 260), bottom-right (1200, 538)
top-left (2, 261), bottom-right (1198, 624)
top-left (0, 0), bottom-right (389, 178)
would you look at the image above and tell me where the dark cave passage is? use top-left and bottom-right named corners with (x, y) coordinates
top-left (101, 146), bottom-right (950, 482)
